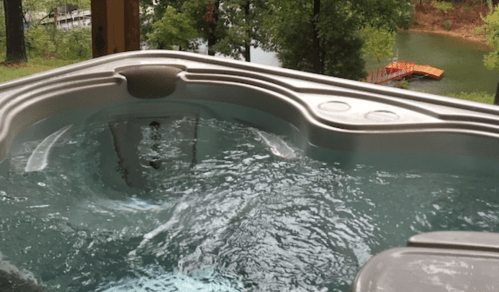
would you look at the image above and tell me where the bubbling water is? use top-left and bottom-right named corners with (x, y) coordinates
top-left (1, 117), bottom-right (499, 292)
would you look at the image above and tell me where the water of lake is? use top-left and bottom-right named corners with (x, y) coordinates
top-left (365, 31), bottom-right (499, 95)
top-left (218, 32), bottom-right (499, 96)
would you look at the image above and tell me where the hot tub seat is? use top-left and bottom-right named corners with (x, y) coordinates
top-left (352, 231), bottom-right (499, 292)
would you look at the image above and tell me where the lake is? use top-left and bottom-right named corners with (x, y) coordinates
top-left (248, 32), bottom-right (499, 96)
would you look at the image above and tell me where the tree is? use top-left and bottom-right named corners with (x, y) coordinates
top-left (211, 0), bottom-right (270, 62)
top-left (181, 0), bottom-right (225, 56)
top-left (146, 6), bottom-right (198, 50)
top-left (3, 0), bottom-right (27, 63)
top-left (139, 0), bottom-right (206, 49)
top-left (23, 0), bottom-right (91, 24)
top-left (143, 0), bottom-right (268, 61)
top-left (265, 0), bottom-right (411, 79)
top-left (20, 0), bottom-right (91, 60)
top-left (478, 5), bottom-right (499, 104)
top-left (479, 7), bottom-right (499, 69)
top-left (361, 26), bottom-right (396, 63)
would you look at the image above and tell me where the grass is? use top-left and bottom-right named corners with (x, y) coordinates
top-left (445, 91), bottom-right (495, 104)
top-left (0, 56), bottom-right (82, 84)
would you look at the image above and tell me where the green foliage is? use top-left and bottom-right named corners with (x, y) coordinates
top-left (211, 0), bottom-right (270, 61)
top-left (443, 20), bottom-right (452, 30)
top-left (24, 26), bottom-right (58, 58)
top-left (146, 6), bottom-right (198, 50)
top-left (478, 8), bottom-right (499, 69)
top-left (431, 1), bottom-right (453, 13)
top-left (264, 1), bottom-right (318, 72)
top-left (180, 0), bottom-right (226, 55)
top-left (473, 25), bottom-right (483, 35)
top-left (361, 26), bottom-right (396, 63)
top-left (212, 26), bottom-right (251, 60)
top-left (24, 25), bottom-right (91, 60)
top-left (445, 91), bottom-right (494, 104)
top-left (1, 0), bottom-right (92, 62)
top-left (395, 80), bottom-right (410, 89)
top-left (483, 52), bottom-right (499, 69)
top-left (482, 9), bottom-right (499, 47)
top-left (23, 0), bottom-right (91, 16)
top-left (139, 0), bottom-right (188, 47)
top-left (264, 0), bottom-right (411, 80)
top-left (59, 28), bottom-right (91, 60)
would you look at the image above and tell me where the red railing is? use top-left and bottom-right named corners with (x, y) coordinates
top-left (366, 60), bottom-right (415, 84)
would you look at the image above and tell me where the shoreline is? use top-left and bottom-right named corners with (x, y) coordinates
top-left (406, 2), bottom-right (492, 49)
top-left (402, 28), bottom-right (489, 47)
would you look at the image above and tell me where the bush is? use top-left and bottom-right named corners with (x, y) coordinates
top-left (59, 28), bottom-right (92, 60)
top-left (431, 1), bottom-right (453, 13)
top-left (478, 8), bottom-right (499, 69)
top-left (395, 80), bottom-right (410, 89)
top-left (443, 20), bottom-right (452, 30)
top-left (24, 25), bottom-right (91, 60)
top-left (25, 26), bottom-right (58, 58)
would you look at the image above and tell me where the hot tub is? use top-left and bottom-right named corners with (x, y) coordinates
top-left (1, 51), bottom-right (499, 292)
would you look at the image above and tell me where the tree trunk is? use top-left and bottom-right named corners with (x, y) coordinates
top-left (243, 1), bottom-right (251, 62)
top-left (311, 0), bottom-right (321, 74)
top-left (244, 43), bottom-right (251, 62)
top-left (207, 0), bottom-right (220, 56)
top-left (3, 0), bottom-right (27, 63)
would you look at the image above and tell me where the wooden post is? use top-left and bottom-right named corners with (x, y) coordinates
top-left (91, 0), bottom-right (140, 58)
top-left (3, 0), bottom-right (28, 63)
top-left (124, 0), bottom-right (140, 52)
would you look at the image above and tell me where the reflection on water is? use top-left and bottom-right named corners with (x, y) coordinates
top-left (0, 118), bottom-right (499, 291)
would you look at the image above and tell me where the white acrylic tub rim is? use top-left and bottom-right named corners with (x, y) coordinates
top-left (1, 50), bottom-right (499, 164)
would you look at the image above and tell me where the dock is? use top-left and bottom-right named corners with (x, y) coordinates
top-left (367, 61), bottom-right (444, 84)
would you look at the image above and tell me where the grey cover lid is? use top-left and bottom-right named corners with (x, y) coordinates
top-left (352, 232), bottom-right (499, 292)
top-left (408, 231), bottom-right (499, 253)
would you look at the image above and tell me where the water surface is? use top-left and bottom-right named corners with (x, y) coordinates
top-left (1, 117), bottom-right (499, 291)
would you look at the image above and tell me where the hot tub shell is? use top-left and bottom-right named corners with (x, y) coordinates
top-left (2, 51), bottom-right (499, 170)
top-left (1, 51), bottom-right (499, 291)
